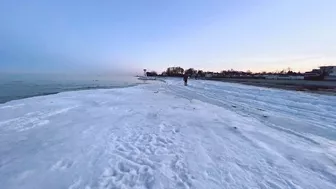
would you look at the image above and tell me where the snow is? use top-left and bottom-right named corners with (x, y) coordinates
top-left (0, 78), bottom-right (336, 189)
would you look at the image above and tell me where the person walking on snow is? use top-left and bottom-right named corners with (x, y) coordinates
top-left (183, 73), bottom-right (188, 86)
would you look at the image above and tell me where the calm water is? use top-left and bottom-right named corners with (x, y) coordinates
top-left (0, 73), bottom-right (143, 104)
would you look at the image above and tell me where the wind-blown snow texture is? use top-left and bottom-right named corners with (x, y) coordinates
top-left (1, 79), bottom-right (336, 189)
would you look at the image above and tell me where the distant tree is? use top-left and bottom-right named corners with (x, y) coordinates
top-left (166, 67), bottom-right (184, 76)
top-left (176, 67), bottom-right (184, 74)
top-left (287, 67), bottom-right (292, 72)
top-left (146, 71), bottom-right (158, 77)
top-left (197, 70), bottom-right (204, 77)
top-left (165, 68), bottom-right (169, 76)
top-left (185, 68), bottom-right (196, 75)
top-left (287, 71), bottom-right (294, 75)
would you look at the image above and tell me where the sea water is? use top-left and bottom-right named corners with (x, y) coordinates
top-left (0, 73), bottom-right (142, 103)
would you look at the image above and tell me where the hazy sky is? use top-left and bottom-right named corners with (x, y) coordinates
top-left (1, 0), bottom-right (336, 73)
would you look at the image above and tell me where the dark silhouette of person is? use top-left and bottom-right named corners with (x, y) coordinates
top-left (183, 73), bottom-right (188, 86)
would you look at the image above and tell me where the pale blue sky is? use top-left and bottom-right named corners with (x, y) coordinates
top-left (1, 0), bottom-right (335, 73)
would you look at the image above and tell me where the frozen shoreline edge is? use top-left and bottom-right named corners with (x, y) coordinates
top-left (1, 77), bottom-right (168, 105)
top-left (0, 83), bottom-right (142, 105)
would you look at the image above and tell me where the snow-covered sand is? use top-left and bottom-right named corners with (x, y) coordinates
top-left (0, 79), bottom-right (336, 189)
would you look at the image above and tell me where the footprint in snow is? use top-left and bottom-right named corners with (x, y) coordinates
top-left (51, 159), bottom-right (74, 171)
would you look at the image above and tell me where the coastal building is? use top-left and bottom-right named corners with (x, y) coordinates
top-left (321, 66), bottom-right (336, 80)
top-left (304, 66), bottom-right (336, 80)
top-left (320, 66), bottom-right (336, 76)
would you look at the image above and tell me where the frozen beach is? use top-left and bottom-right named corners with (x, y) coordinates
top-left (0, 79), bottom-right (336, 189)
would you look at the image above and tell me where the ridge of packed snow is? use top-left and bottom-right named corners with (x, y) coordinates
top-left (0, 79), bottom-right (335, 189)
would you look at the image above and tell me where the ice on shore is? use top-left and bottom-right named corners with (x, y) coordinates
top-left (0, 79), bottom-right (335, 189)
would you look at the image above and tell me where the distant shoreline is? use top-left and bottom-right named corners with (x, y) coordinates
top-left (205, 78), bottom-right (336, 95)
